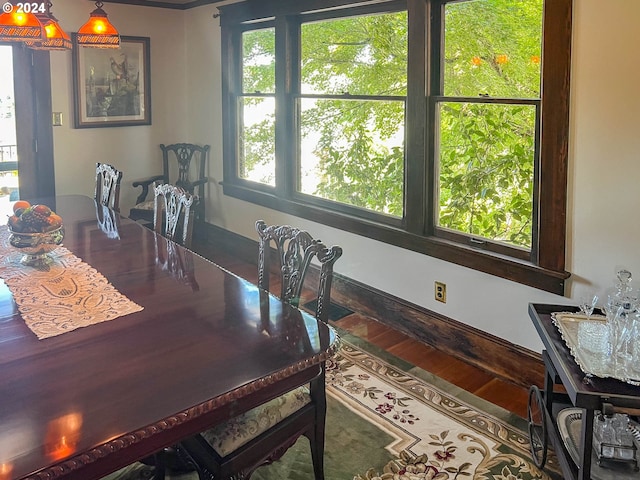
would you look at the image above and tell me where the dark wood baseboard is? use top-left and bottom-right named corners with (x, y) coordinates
top-left (202, 222), bottom-right (544, 389)
top-left (204, 222), bottom-right (258, 264)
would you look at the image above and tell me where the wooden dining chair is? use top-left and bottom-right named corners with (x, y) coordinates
top-left (177, 220), bottom-right (342, 480)
top-left (130, 143), bottom-right (209, 227)
top-left (95, 162), bottom-right (123, 212)
top-left (153, 183), bottom-right (196, 249)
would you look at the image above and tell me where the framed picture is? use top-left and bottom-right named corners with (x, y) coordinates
top-left (72, 35), bottom-right (151, 128)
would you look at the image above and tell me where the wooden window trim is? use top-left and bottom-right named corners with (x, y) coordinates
top-left (218, 0), bottom-right (572, 295)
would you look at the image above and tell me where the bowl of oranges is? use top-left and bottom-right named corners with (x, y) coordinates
top-left (7, 200), bottom-right (64, 266)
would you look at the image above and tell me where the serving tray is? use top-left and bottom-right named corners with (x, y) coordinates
top-left (557, 408), bottom-right (639, 479)
top-left (551, 312), bottom-right (616, 380)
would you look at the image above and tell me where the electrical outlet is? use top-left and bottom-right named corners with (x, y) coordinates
top-left (435, 281), bottom-right (446, 303)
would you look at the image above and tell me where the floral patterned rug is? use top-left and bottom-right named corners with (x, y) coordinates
top-left (103, 334), bottom-right (560, 480)
top-left (325, 340), bottom-right (559, 480)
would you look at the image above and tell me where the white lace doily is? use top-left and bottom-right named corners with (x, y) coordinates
top-left (0, 226), bottom-right (143, 339)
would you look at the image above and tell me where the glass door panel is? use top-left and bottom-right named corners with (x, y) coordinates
top-left (0, 45), bottom-right (18, 217)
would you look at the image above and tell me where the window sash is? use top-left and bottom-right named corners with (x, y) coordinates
top-left (297, 96), bottom-right (406, 217)
top-left (431, 96), bottom-right (541, 258)
top-left (237, 95), bottom-right (276, 186)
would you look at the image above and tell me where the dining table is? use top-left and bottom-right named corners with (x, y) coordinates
top-left (0, 195), bottom-right (338, 480)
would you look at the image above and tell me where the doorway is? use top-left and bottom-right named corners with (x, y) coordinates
top-left (0, 44), bottom-right (55, 217)
top-left (0, 45), bottom-right (18, 216)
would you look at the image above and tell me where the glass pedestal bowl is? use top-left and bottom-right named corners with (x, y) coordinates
top-left (8, 226), bottom-right (65, 267)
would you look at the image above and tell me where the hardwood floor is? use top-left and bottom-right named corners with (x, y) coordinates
top-left (332, 314), bottom-right (530, 418)
top-left (192, 239), bottom-right (530, 419)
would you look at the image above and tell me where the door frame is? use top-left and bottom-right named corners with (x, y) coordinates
top-left (11, 45), bottom-right (55, 199)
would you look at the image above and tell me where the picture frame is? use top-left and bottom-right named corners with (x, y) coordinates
top-left (72, 35), bottom-right (151, 128)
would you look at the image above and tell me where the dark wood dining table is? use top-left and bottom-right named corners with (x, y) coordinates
top-left (0, 195), bottom-right (338, 480)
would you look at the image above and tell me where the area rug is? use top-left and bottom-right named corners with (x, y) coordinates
top-left (103, 333), bottom-right (560, 480)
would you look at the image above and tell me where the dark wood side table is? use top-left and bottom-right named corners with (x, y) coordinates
top-left (528, 303), bottom-right (640, 480)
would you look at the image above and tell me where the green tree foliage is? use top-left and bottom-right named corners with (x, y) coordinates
top-left (443, 0), bottom-right (542, 98)
top-left (242, 28), bottom-right (275, 93)
top-left (438, 103), bottom-right (536, 247)
top-left (240, 29), bottom-right (276, 183)
top-left (439, 0), bottom-right (542, 248)
top-left (241, 0), bottom-right (542, 247)
top-left (299, 13), bottom-right (407, 216)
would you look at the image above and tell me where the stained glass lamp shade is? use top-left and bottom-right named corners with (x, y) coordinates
top-left (0, 10), bottom-right (45, 43)
top-left (76, 1), bottom-right (120, 49)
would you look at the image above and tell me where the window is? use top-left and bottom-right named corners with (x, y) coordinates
top-left (298, 12), bottom-right (407, 217)
top-left (219, 0), bottom-right (572, 295)
top-left (435, 0), bottom-right (543, 257)
top-left (239, 27), bottom-right (275, 185)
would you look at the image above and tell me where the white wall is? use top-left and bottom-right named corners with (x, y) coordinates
top-left (49, 0), bottom-right (191, 211)
top-left (48, 0), bottom-right (640, 352)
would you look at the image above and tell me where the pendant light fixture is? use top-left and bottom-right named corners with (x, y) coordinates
top-left (26, 2), bottom-right (72, 51)
top-left (0, 8), bottom-right (45, 43)
top-left (76, 1), bottom-right (120, 49)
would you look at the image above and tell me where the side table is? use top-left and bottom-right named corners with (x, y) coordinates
top-left (528, 303), bottom-right (640, 480)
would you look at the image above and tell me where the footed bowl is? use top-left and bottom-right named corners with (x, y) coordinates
top-left (8, 226), bottom-right (65, 266)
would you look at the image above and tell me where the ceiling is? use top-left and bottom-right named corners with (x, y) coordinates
top-left (102, 0), bottom-right (227, 9)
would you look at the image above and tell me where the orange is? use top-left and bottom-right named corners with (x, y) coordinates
top-left (12, 200), bottom-right (31, 214)
top-left (48, 213), bottom-right (63, 228)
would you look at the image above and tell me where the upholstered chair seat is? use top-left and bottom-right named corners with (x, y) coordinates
top-left (132, 198), bottom-right (154, 213)
top-left (202, 386), bottom-right (310, 457)
top-left (97, 387), bottom-right (310, 480)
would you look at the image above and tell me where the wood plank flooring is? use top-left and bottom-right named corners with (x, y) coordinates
top-left (193, 239), bottom-right (530, 419)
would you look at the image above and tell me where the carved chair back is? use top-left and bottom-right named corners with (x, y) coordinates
top-left (256, 220), bottom-right (343, 324)
top-left (161, 143), bottom-right (206, 187)
top-left (153, 183), bottom-right (195, 249)
top-left (95, 163), bottom-right (123, 212)
top-left (131, 143), bottom-right (210, 226)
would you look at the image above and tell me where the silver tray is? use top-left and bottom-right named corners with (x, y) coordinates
top-left (556, 408), bottom-right (639, 480)
top-left (551, 312), bottom-right (626, 382)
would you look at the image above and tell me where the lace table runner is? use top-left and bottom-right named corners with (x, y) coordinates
top-left (0, 227), bottom-right (143, 339)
